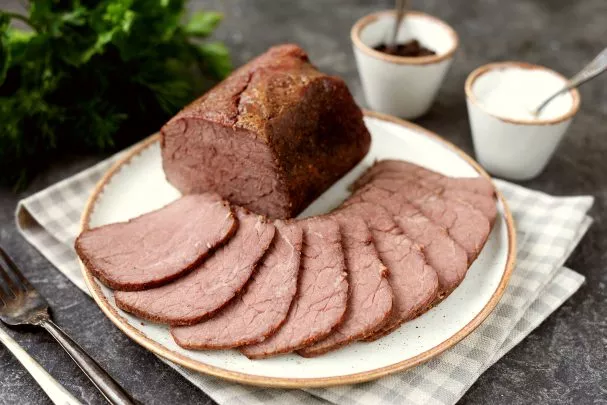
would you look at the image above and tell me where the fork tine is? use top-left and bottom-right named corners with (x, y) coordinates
top-left (0, 277), bottom-right (9, 303)
top-left (0, 260), bottom-right (19, 298)
top-left (0, 247), bottom-right (32, 292)
top-left (0, 266), bottom-right (9, 304)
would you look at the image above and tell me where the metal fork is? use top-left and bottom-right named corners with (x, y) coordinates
top-left (0, 247), bottom-right (135, 405)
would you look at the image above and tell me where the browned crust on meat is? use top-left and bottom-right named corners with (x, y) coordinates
top-left (161, 44), bottom-right (371, 219)
top-left (75, 201), bottom-right (238, 292)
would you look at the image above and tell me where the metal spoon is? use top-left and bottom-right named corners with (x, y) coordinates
top-left (388, 0), bottom-right (408, 53)
top-left (532, 46), bottom-right (607, 116)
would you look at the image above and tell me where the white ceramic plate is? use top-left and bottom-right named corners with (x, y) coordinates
top-left (81, 111), bottom-right (515, 388)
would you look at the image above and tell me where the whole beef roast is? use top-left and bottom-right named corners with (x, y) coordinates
top-left (161, 44), bottom-right (371, 219)
top-left (345, 184), bottom-right (468, 298)
top-left (336, 203), bottom-right (439, 340)
top-left (358, 177), bottom-right (491, 263)
top-left (171, 220), bottom-right (303, 349)
top-left (75, 194), bottom-right (237, 291)
top-left (298, 214), bottom-right (393, 357)
top-left (353, 160), bottom-right (495, 197)
top-left (240, 216), bottom-right (348, 359)
top-left (114, 208), bottom-right (275, 326)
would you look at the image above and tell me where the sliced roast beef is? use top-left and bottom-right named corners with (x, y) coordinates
top-left (240, 216), bottom-right (348, 359)
top-left (170, 220), bottom-right (303, 349)
top-left (298, 214), bottom-right (393, 357)
top-left (333, 203), bottom-right (439, 341)
top-left (442, 189), bottom-right (497, 225)
top-left (345, 185), bottom-right (468, 298)
top-left (114, 208), bottom-right (275, 326)
top-left (353, 160), bottom-right (495, 197)
top-left (356, 172), bottom-right (497, 226)
top-left (75, 194), bottom-right (237, 291)
top-left (359, 177), bottom-right (491, 263)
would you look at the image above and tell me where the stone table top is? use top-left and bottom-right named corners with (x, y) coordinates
top-left (0, 0), bottom-right (605, 404)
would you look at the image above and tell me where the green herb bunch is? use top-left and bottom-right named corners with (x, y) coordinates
top-left (0, 0), bottom-right (231, 189)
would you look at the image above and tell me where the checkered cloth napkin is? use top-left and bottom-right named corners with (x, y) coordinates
top-left (15, 152), bottom-right (593, 405)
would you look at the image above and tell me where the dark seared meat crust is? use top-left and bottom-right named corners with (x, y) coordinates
top-left (161, 44), bottom-right (371, 219)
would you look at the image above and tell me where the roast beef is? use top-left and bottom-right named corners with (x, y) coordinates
top-left (171, 220), bottom-right (303, 349)
top-left (358, 178), bottom-right (491, 263)
top-left (442, 189), bottom-right (497, 225)
top-left (75, 194), bottom-right (237, 291)
top-left (298, 214), bottom-right (393, 357)
top-left (161, 44), bottom-right (371, 219)
top-left (336, 203), bottom-right (439, 340)
top-left (360, 173), bottom-right (497, 225)
top-left (114, 208), bottom-right (275, 326)
top-left (353, 160), bottom-right (495, 197)
top-left (355, 165), bottom-right (498, 225)
top-left (240, 216), bottom-right (348, 359)
top-left (345, 185), bottom-right (468, 298)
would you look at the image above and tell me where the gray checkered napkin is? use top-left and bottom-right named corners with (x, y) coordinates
top-left (15, 152), bottom-right (593, 405)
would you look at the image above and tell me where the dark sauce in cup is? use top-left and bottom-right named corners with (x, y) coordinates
top-left (373, 40), bottom-right (436, 57)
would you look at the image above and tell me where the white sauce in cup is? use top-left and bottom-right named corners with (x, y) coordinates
top-left (465, 62), bottom-right (580, 180)
top-left (472, 67), bottom-right (573, 122)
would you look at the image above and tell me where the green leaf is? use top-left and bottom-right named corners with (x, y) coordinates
top-left (0, 14), bottom-right (10, 85)
top-left (100, 1), bottom-right (135, 32)
top-left (5, 28), bottom-right (34, 67)
top-left (74, 2), bottom-right (136, 64)
top-left (61, 6), bottom-right (87, 26)
top-left (197, 41), bottom-right (232, 79)
top-left (185, 11), bottom-right (222, 37)
top-left (7, 28), bottom-right (35, 43)
top-left (0, 0), bottom-right (230, 189)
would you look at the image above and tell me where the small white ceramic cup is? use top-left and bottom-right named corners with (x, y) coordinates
top-left (465, 62), bottom-right (581, 181)
top-left (351, 10), bottom-right (458, 119)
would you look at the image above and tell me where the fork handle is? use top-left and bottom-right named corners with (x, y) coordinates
top-left (40, 320), bottom-right (136, 405)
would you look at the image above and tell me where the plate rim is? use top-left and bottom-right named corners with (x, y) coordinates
top-left (79, 110), bottom-right (517, 388)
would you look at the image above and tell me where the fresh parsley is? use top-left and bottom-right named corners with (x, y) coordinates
top-left (0, 1), bottom-right (231, 189)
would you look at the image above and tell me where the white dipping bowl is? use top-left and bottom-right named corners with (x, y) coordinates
top-left (465, 62), bottom-right (580, 181)
top-left (351, 10), bottom-right (458, 119)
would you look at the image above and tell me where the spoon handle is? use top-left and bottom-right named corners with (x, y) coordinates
top-left (535, 46), bottom-right (607, 115)
top-left (389, 0), bottom-right (407, 50)
top-left (568, 46), bottom-right (607, 88)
